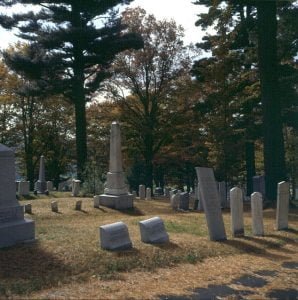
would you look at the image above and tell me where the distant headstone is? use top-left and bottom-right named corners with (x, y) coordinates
top-left (164, 187), bottom-right (170, 198)
top-left (171, 192), bottom-right (180, 210)
top-left (169, 189), bottom-right (177, 200)
top-left (99, 221), bottom-right (132, 250)
top-left (36, 155), bottom-right (47, 194)
top-left (51, 201), bottom-right (58, 213)
top-left (132, 191), bottom-right (137, 199)
top-left (251, 192), bottom-right (264, 236)
top-left (0, 144), bottom-right (35, 248)
top-left (24, 203), bottom-right (32, 214)
top-left (146, 187), bottom-right (151, 200)
top-left (72, 180), bottom-right (81, 197)
top-left (18, 181), bottom-right (30, 196)
top-left (155, 187), bottom-right (163, 196)
top-left (75, 200), bottom-right (82, 211)
top-left (218, 181), bottom-right (227, 208)
top-left (139, 185), bottom-right (146, 200)
top-left (179, 192), bottom-right (189, 210)
top-left (99, 122), bottom-right (133, 209)
top-left (230, 187), bottom-right (244, 237)
top-left (195, 167), bottom-right (227, 241)
top-left (253, 175), bottom-right (265, 198)
top-left (47, 181), bottom-right (53, 192)
top-left (139, 216), bottom-right (169, 244)
top-left (276, 181), bottom-right (289, 230)
top-left (93, 195), bottom-right (100, 208)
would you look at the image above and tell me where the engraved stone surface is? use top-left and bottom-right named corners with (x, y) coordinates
top-left (139, 216), bottom-right (169, 244)
top-left (251, 192), bottom-right (264, 236)
top-left (0, 144), bottom-right (35, 248)
top-left (195, 167), bottom-right (227, 241)
top-left (51, 201), bottom-right (58, 213)
top-left (179, 192), bottom-right (189, 210)
top-left (99, 221), bottom-right (132, 250)
top-left (276, 181), bottom-right (289, 230)
top-left (18, 181), bottom-right (30, 196)
top-left (146, 187), bottom-right (151, 200)
top-left (99, 122), bottom-right (133, 209)
top-left (93, 195), bottom-right (100, 208)
top-left (230, 187), bottom-right (244, 237)
top-left (139, 185), bottom-right (145, 200)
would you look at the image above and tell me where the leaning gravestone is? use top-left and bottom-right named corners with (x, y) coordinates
top-left (99, 221), bottom-right (132, 250)
top-left (0, 144), bottom-right (35, 248)
top-left (36, 155), bottom-right (47, 194)
top-left (146, 187), bottom-right (151, 200)
top-left (139, 216), bottom-right (169, 244)
top-left (179, 192), bottom-right (189, 210)
top-left (230, 187), bottom-right (244, 237)
top-left (99, 122), bottom-right (133, 209)
top-left (195, 167), bottom-right (227, 241)
top-left (276, 181), bottom-right (289, 230)
top-left (139, 185), bottom-right (146, 200)
top-left (251, 192), bottom-right (264, 236)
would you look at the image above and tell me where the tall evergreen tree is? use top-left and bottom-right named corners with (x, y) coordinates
top-left (0, 0), bottom-right (143, 179)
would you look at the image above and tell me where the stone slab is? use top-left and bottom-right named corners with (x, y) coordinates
top-left (99, 221), bottom-right (132, 251)
top-left (195, 167), bottom-right (227, 241)
top-left (276, 181), bottom-right (289, 230)
top-left (139, 216), bottom-right (169, 244)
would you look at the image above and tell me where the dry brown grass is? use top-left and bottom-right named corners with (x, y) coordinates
top-left (0, 195), bottom-right (297, 299)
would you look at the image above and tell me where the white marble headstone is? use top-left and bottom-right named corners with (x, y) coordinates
top-left (251, 192), bottom-right (264, 236)
top-left (230, 187), bottom-right (244, 237)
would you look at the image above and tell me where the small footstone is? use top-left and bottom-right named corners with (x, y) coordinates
top-left (51, 201), bottom-right (58, 213)
top-left (75, 200), bottom-right (82, 211)
top-left (24, 203), bottom-right (32, 214)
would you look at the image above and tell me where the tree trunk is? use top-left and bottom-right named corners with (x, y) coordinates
top-left (245, 141), bottom-right (256, 196)
top-left (257, 1), bottom-right (286, 202)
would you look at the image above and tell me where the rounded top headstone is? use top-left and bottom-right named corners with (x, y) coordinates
top-left (0, 144), bottom-right (14, 157)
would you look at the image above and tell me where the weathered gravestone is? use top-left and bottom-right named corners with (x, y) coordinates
top-left (155, 187), bottom-right (163, 196)
top-left (0, 144), bottom-right (35, 248)
top-left (253, 175), bottom-right (265, 199)
top-left (99, 221), bottom-right (132, 250)
top-left (276, 181), bottom-right (289, 230)
top-left (171, 192), bottom-right (180, 210)
top-left (36, 155), bottom-right (47, 194)
top-left (139, 216), bottom-right (169, 244)
top-left (179, 192), bottom-right (189, 210)
top-left (132, 191), bottom-right (137, 199)
top-left (18, 181), bottom-right (30, 196)
top-left (99, 122), bottom-right (133, 209)
top-left (251, 192), bottom-right (264, 236)
top-left (164, 187), bottom-right (170, 198)
top-left (51, 201), bottom-right (58, 213)
top-left (47, 181), bottom-right (53, 192)
top-left (72, 179), bottom-right (81, 197)
top-left (93, 195), bottom-right (100, 208)
top-left (139, 185), bottom-right (146, 200)
top-left (75, 200), bottom-right (82, 211)
top-left (195, 167), bottom-right (227, 241)
top-left (146, 187), bottom-right (151, 200)
top-left (230, 187), bottom-right (244, 237)
top-left (24, 203), bottom-right (32, 214)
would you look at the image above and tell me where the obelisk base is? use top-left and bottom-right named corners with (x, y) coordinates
top-left (99, 194), bottom-right (133, 210)
top-left (0, 219), bottom-right (35, 248)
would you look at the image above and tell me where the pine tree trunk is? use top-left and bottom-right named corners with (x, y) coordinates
top-left (257, 1), bottom-right (286, 202)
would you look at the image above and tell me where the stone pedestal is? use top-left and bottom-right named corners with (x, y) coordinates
top-left (99, 122), bottom-right (133, 210)
top-left (0, 144), bottom-right (35, 248)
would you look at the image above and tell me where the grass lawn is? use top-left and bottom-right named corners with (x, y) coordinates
top-left (0, 194), bottom-right (297, 299)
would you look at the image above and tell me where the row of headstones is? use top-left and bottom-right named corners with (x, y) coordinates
top-left (16, 180), bottom-right (81, 196)
top-left (100, 216), bottom-right (169, 250)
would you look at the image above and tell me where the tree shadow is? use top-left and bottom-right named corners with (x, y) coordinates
top-left (281, 261), bottom-right (298, 269)
top-left (151, 241), bottom-right (180, 250)
top-left (118, 207), bottom-right (145, 216)
top-left (266, 288), bottom-right (298, 299)
top-left (231, 274), bottom-right (268, 288)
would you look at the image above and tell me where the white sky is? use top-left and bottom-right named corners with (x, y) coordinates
top-left (0, 0), bottom-right (206, 49)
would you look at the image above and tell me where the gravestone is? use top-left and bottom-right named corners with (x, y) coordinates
top-left (218, 181), bottom-right (227, 208)
top-left (24, 203), bottom-right (32, 214)
top-left (146, 187), bottom-right (151, 200)
top-left (171, 192), bottom-right (180, 210)
top-left (253, 175), bottom-right (265, 198)
top-left (99, 221), bottom-right (132, 250)
top-left (169, 189), bottom-right (177, 200)
top-left (93, 195), bottom-right (100, 208)
top-left (251, 192), bottom-right (264, 236)
top-left (75, 200), bottom-right (82, 211)
top-left (139, 185), bottom-right (146, 200)
top-left (139, 216), bottom-right (169, 244)
top-left (0, 144), bottom-right (35, 248)
top-left (36, 155), bottom-right (47, 194)
top-left (72, 179), bottom-right (81, 197)
top-left (164, 187), bottom-right (170, 198)
top-left (195, 167), bottom-right (227, 241)
top-left (230, 187), bottom-right (244, 237)
top-left (132, 191), bottom-right (137, 199)
top-left (155, 187), bottom-right (163, 196)
top-left (18, 181), bottom-right (30, 196)
top-left (51, 201), bottom-right (58, 213)
top-left (179, 192), bottom-right (189, 210)
top-left (47, 181), bottom-right (53, 192)
top-left (276, 181), bottom-right (289, 230)
top-left (99, 122), bottom-right (133, 209)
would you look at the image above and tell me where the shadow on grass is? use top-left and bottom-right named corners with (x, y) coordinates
top-left (266, 288), bottom-right (298, 299)
top-left (118, 207), bottom-right (145, 216)
top-left (152, 241), bottom-right (180, 250)
top-left (0, 241), bottom-right (70, 296)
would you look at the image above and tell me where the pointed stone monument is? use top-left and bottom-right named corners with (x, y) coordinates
top-left (0, 144), bottom-right (35, 248)
top-left (36, 155), bottom-right (47, 194)
top-left (99, 122), bottom-right (133, 210)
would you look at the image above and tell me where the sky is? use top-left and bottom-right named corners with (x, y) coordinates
top-left (0, 0), bottom-right (206, 49)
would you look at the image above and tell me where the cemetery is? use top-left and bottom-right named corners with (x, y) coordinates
top-left (0, 0), bottom-right (297, 299)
